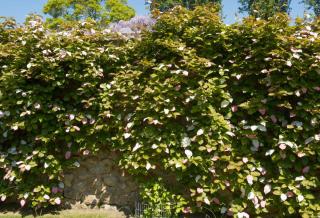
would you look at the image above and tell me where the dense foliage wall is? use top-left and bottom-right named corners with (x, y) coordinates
top-left (0, 17), bottom-right (132, 208)
top-left (0, 7), bottom-right (320, 217)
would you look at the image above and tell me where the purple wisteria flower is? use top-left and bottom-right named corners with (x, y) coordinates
top-left (108, 16), bottom-right (156, 37)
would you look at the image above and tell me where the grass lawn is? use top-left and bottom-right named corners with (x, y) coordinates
top-left (0, 209), bottom-right (128, 218)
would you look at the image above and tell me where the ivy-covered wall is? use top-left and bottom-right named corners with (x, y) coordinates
top-left (0, 6), bottom-right (319, 217)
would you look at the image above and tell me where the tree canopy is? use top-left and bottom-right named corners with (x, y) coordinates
top-left (43, 0), bottom-right (135, 27)
top-left (148, 0), bottom-right (320, 18)
top-left (304, 0), bottom-right (320, 16)
top-left (149, 0), bottom-right (221, 12)
top-left (239, 0), bottom-right (291, 19)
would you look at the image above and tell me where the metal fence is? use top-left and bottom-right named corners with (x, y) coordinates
top-left (135, 202), bottom-right (174, 218)
top-left (134, 202), bottom-right (218, 218)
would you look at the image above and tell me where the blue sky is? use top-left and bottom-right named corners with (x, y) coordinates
top-left (0, 0), bottom-right (309, 24)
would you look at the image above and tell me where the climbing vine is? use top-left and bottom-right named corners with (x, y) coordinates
top-left (0, 6), bottom-right (319, 217)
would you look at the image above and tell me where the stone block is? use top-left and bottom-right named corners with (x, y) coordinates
top-left (103, 175), bottom-right (119, 187)
top-left (101, 159), bottom-right (114, 168)
top-left (83, 194), bottom-right (99, 206)
top-left (74, 181), bottom-right (87, 191)
top-left (64, 174), bottom-right (74, 187)
top-left (89, 164), bottom-right (107, 175)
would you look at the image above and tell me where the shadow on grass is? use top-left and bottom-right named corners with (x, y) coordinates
top-left (0, 202), bottom-right (63, 217)
top-left (0, 202), bottom-right (131, 218)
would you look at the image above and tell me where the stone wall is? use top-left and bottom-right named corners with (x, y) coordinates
top-left (63, 150), bottom-right (138, 212)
